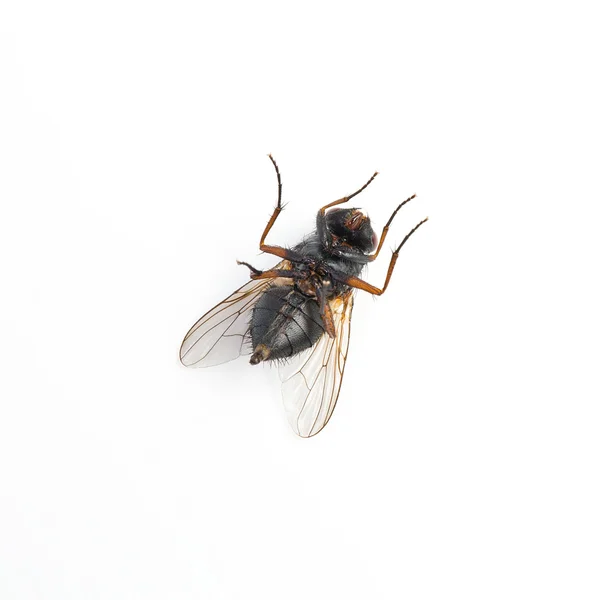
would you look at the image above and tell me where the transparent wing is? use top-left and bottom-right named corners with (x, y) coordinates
top-left (180, 261), bottom-right (289, 368)
top-left (279, 291), bottom-right (354, 437)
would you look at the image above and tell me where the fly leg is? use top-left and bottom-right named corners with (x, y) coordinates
top-left (237, 260), bottom-right (307, 281)
top-left (257, 155), bottom-right (304, 262)
top-left (330, 218), bottom-right (428, 295)
top-left (319, 171), bottom-right (379, 212)
top-left (317, 171), bottom-right (378, 248)
top-left (315, 281), bottom-right (336, 338)
top-left (368, 194), bottom-right (416, 261)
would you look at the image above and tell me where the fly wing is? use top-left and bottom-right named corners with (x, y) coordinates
top-left (279, 291), bottom-right (354, 437)
top-left (180, 261), bottom-right (290, 368)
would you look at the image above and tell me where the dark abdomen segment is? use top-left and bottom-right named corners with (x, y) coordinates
top-left (250, 285), bottom-right (324, 364)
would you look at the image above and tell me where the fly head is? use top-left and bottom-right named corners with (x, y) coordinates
top-left (325, 208), bottom-right (377, 254)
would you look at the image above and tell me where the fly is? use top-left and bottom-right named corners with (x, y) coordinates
top-left (180, 155), bottom-right (428, 437)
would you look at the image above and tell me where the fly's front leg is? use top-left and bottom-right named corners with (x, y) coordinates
top-left (331, 218), bottom-right (429, 295)
top-left (369, 194), bottom-right (416, 261)
top-left (317, 171), bottom-right (378, 248)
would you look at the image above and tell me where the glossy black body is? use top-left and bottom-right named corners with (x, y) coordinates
top-left (249, 208), bottom-right (375, 362)
top-left (250, 285), bottom-right (323, 360)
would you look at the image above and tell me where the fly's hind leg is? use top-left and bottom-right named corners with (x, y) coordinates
top-left (259, 154), bottom-right (283, 247)
top-left (257, 155), bottom-right (302, 262)
top-left (315, 282), bottom-right (336, 338)
top-left (331, 218), bottom-right (429, 295)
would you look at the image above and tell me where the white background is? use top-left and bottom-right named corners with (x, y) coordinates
top-left (1, 1), bottom-right (599, 599)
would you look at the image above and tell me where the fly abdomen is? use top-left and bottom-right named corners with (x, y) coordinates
top-left (250, 285), bottom-right (324, 363)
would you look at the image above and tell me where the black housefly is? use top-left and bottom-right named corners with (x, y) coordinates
top-left (180, 155), bottom-right (427, 437)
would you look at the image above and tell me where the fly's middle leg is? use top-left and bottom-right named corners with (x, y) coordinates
top-left (237, 260), bottom-right (307, 281)
top-left (330, 217), bottom-right (429, 296)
